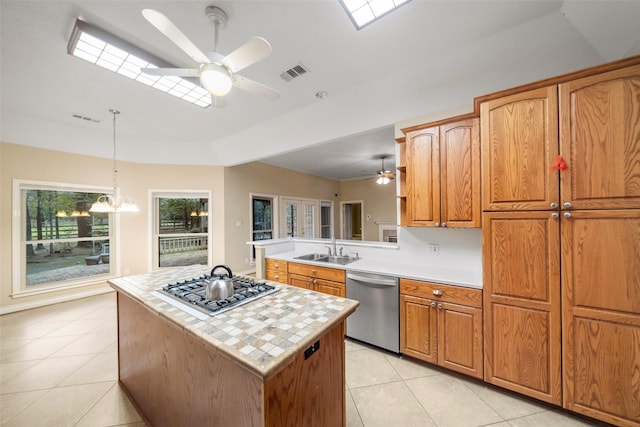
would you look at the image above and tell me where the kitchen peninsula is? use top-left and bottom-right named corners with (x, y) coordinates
top-left (109, 265), bottom-right (358, 427)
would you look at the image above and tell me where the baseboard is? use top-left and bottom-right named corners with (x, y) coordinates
top-left (0, 286), bottom-right (115, 315)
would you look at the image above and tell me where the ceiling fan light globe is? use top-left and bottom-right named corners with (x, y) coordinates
top-left (200, 63), bottom-right (232, 96)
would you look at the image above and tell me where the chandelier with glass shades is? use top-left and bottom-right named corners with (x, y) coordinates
top-left (375, 155), bottom-right (396, 185)
top-left (90, 109), bottom-right (139, 213)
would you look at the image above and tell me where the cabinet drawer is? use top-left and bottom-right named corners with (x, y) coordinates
top-left (288, 262), bottom-right (345, 283)
top-left (400, 278), bottom-right (482, 308)
top-left (266, 259), bottom-right (288, 272)
top-left (266, 270), bottom-right (288, 284)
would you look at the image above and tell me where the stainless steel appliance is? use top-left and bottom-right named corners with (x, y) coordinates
top-left (158, 274), bottom-right (278, 316)
top-left (346, 271), bottom-right (399, 353)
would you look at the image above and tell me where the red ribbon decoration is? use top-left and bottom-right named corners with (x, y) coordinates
top-left (551, 155), bottom-right (567, 171)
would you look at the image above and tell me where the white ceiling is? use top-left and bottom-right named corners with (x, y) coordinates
top-left (2, 1), bottom-right (639, 181)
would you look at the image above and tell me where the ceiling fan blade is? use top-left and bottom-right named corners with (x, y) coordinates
top-left (222, 37), bottom-right (272, 73)
top-left (141, 67), bottom-right (199, 77)
top-left (142, 9), bottom-right (210, 65)
top-left (232, 75), bottom-right (280, 100)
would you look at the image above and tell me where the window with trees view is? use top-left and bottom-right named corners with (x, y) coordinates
top-left (13, 181), bottom-right (114, 293)
top-left (251, 195), bottom-right (274, 261)
top-left (153, 194), bottom-right (210, 269)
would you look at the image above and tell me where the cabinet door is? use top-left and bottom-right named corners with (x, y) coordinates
top-left (316, 279), bottom-right (345, 297)
top-left (561, 210), bottom-right (640, 426)
top-left (559, 64), bottom-right (640, 210)
top-left (440, 118), bottom-right (481, 227)
top-left (289, 274), bottom-right (315, 291)
top-left (437, 302), bottom-right (483, 379)
top-left (481, 86), bottom-right (559, 211)
top-left (400, 294), bottom-right (437, 364)
top-left (482, 211), bottom-right (562, 404)
top-left (405, 127), bottom-right (440, 226)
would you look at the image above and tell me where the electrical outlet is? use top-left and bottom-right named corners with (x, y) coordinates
top-left (427, 244), bottom-right (439, 255)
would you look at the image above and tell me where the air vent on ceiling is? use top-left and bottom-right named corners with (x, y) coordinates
top-left (280, 63), bottom-right (309, 82)
top-left (72, 114), bottom-right (100, 123)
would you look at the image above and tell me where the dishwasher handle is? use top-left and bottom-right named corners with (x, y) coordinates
top-left (347, 273), bottom-right (398, 287)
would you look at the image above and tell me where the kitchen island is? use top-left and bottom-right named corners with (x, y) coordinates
top-left (109, 265), bottom-right (358, 427)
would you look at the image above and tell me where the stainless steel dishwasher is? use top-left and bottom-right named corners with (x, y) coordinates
top-left (346, 271), bottom-right (399, 353)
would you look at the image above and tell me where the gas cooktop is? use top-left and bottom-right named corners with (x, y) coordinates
top-left (155, 275), bottom-right (278, 317)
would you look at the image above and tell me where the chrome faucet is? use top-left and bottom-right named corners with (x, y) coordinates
top-left (339, 247), bottom-right (344, 256)
top-left (332, 235), bottom-right (337, 257)
top-left (325, 246), bottom-right (333, 256)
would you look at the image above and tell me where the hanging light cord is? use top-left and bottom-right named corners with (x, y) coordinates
top-left (109, 109), bottom-right (120, 195)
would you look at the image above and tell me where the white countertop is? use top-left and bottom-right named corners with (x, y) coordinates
top-left (268, 250), bottom-right (482, 289)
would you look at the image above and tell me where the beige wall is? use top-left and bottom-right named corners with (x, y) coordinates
top-left (1, 143), bottom-right (397, 311)
top-left (1, 142), bottom-right (225, 311)
top-left (224, 162), bottom-right (341, 272)
top-left (338, 178), bottom-right (397, 241)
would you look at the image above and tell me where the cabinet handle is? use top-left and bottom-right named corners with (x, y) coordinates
top-left (551, 212), bottom-right (559, 219)
top-left (437, 304), bottom-right (443, 310)
top-left (550, 202), bottom-right (559, 209)
top-left (431, 301), bottom-right (436, 308)
top-left (563, 202), bottom-right (572, 209)
top-left (564, 212), bottom-right (572, 218)
top-left (432, 290), bottom-right (443, 296)
top-left (434, 222), bottom-right (440, 227)
top-left (442, 222), bottom-right (447, 227)
top-left (274, 263), bottom-right (279, 268)
top-left (274, 274), bottom-right (279, 279)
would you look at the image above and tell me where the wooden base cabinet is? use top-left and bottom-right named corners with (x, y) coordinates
top-left (561, 210), bottom-right (640, 427)
top-left (265, 259), bottom-right (288, 284)
top-left (400, 279), bottom-right (483, 379)
top-left (288, 262), bottom-right (346, 297)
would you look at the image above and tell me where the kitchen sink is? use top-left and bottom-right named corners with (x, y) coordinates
top-left (294, 253), bottom-right (328, 261)
top-left (294, 253), bottom-right (358, 265)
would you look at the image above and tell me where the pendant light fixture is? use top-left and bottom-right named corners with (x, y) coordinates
top-left (90, 109), bottom-right (139, 213)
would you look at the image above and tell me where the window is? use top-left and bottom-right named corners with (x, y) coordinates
top-left (13, 180), bottom-right (114, 295)
top-left (320, 201), bottom-right (333, 238)
top-left (251, 195), bottom-right (276, 262)
top-left (151, 192), bottom-right (211, 269)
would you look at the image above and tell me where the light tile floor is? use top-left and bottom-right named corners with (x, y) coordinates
top-left (1, 293), bottom-right (612, 426)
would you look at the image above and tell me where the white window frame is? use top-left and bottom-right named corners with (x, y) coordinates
top-left (148, 190), bottom-right (213, 272)
top-left (320, 200), bottom-right (334, 239)
top-left (249, 193), bottom-right (278, 265)
top-left (12, 179), bottom-right (117, 298)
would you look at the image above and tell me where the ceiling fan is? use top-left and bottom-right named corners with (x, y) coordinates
top-left (376, 155), bottom-right (396, 185)
top-left (140, 5), bottom-right (279, 105)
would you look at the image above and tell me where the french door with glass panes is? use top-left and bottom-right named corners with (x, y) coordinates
top-left (282, 198), bottom-right (317, 238)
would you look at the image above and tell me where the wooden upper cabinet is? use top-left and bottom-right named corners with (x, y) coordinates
top-left (406, 126), bottom-right (440, 226)
top-left (404, 118), bottom-right (480, 227)
top-left (481, 86), bottom-right (559, 211)
top-left (559, 64), bottom-right (640, 210)
top-left (440, 119), bottom-right (481, 227)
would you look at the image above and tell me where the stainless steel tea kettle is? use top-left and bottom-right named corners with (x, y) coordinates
top-left (205, 265), bottom-right (234, 300)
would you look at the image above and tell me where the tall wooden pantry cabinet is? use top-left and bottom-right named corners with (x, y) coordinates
top-left (481, 59), bottom-right (640, 426)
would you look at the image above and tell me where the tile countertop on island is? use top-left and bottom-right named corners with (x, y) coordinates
top-left (108, 265), bottom-right (359, 380)
top-left (268, 251), bottom-right (483, 289)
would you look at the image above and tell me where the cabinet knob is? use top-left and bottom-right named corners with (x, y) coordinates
top-left (274, 274), bottom-right (279, 279)
top-left (431, 301), bottom-right (436, 308)
top-left (550, 202), bottom-right (559, 209)
top-left (564, 212), bottom-right (572, 218)
top-left (563, 202), bottom-right (572, 209)
top-left (274, 263), bottom-right (279, 268)
top-left (437, 303), bottom-right (443, 310)
top-left (432, 290), bottom-right (443, 296)
top-left (441, 222), bottom-right (447, 227)
top-left (434, 223), bottom-right (440, 227)
top-left (551, 212), bottom-right (559, 219)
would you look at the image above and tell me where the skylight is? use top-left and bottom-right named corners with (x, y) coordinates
top-left (67, 19), bottom-right (211, 108)
top-left (340, 0), bottom-right (411, 30)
